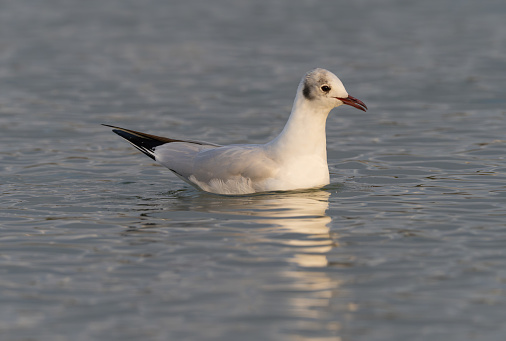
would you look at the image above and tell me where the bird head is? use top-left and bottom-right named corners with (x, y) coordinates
top-left (299, 68), bottom-right (367, 112)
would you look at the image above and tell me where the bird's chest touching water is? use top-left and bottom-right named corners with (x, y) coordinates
top-left (273, 154), bottom-right (330, 189)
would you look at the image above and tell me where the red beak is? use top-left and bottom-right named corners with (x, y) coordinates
top-left (336, 95), bottom-right (368, 112)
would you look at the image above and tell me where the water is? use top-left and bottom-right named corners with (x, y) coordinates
top-left (1, 0), bottom-right (506, 340)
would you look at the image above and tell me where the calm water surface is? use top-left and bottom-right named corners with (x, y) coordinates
top-left (1, 0), bottom-right (506, 340)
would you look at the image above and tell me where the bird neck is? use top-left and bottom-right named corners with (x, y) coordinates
top-left (268, 95), bottom-right (331, 160)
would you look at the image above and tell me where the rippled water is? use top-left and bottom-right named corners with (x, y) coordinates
top-left (1, 0), bottom-right (506, 340)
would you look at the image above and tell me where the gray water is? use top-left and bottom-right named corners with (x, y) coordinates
top-left (1, 0), bottom-right (506, 340)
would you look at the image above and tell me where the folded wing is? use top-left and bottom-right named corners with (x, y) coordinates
top-left (104, 125), bottom-right (279, 194)
top-left (103, 124), bottom-right (220, 179)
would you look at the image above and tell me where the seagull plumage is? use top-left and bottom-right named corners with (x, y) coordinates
top-left (104, 68), bottom-right (367, 195)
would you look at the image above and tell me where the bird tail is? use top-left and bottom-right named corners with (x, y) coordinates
top-left (102, 124), bottom-right (185, 160)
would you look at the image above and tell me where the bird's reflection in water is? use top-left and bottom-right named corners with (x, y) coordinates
top-left (187, 190), bottom-right (344, 328)
top-left (194, 189), bottom-right (332, 240)
top-left (130, 188), bottom-right (347, 337)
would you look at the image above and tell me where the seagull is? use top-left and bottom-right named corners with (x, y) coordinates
top-left (104, 68), bottom-right (367, 195)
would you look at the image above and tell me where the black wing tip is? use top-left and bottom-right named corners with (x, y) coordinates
top-left (111, 128), bottom-right (135, 140)
top-left (103, 124), bottom-right (159, 160)
top-left (102, 124), bottom-right (119, 129)
top-left (103, 124), bottom-right (131, 138)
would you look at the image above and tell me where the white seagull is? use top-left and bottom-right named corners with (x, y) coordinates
top-left (104, 68), bottom-right (367, 195)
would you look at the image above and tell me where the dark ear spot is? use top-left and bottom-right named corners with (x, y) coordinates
top-left (302, 80), bottom-right (313, 100)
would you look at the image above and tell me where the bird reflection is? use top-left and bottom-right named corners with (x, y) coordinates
top-left (191, 190), bottom-right (333, 246)
top-left (144, 188), bottom-right (337, 267)
top-left (131, 188), bottom-right (346, 337)
top-left (185, 189), bottom-right (344, 332)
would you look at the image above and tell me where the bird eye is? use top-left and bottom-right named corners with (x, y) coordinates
top-left (321, 85), bottom-right (331, 92)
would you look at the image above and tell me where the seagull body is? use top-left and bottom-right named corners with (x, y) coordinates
top-left (105, 68), bottom-right (367, 195)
